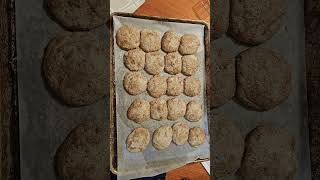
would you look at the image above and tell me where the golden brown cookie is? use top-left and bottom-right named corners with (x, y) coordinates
top-left (47, 0), bottom-right (108, 31)
top-left (145, 52), bottom-right (164, 75)
top-left (124, 48), bottom-right (145, 71)
top-left (179, 34), bottom-right (200, 55)
top-left (123, 72), bottom-right (147, 95)
top-left (42, 32), bottom-right (107, 106)
top-left (240, 126), bottom-right (297, 180)
top-left (55, 121), bottom-right (107, 180)
top-left (167, 75), bottom-right (184, 96)
top-left (236, 47), bottom-right (291, 111)
top-left (164, 52), bottom-right (182, 75)
top-left (208, 48), bottom-right (236, 108)
top-left (147, 75), bottom-right (167, 98)
top-left (140, 29), bottom-right (161, 52)
top-left (182, 55), bottom-right (199, 76)
top-left (167, 98), bottom-right (187, 121)
top-left (229, 0), bottom-right (286, 45)
top-left (210, 113), bottom-right (245, 178)
top-left (150, 99), bottom-right (168, 120)
top-left (127, 99), bottom-right (150, 124)
top-left (185, 101), bottom-right (203, 122)
top-left (172, 122), bottom-right (189, 145)
top-left (152, 125), bottom-right (173, 150)
top-left (126, 127), bottom-right (150, 153)
top-left (116, 25), bottom-right (140, 50)
top-left (184, 77), bottom-right (201, 97)
top-left (161, 31), bottom-right (181, 53)
top-left (188, 127), bottom-right (206, 147)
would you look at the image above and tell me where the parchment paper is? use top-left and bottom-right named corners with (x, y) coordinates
top-left (113, 15), bottom-right (210, 178)
top-left (16, 0), bottom-right (109, 179)
top-left (212, 0), bottom-right (311, 179)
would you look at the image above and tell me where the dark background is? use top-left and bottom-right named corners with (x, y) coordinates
top-left (0, 0), bottom-right (319, 179)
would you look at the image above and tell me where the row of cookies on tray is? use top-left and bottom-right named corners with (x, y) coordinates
top-left (116, 25), bottom-right (200, 55)
top-left (128, 98), bottom-right (203, 124)
top-left (124, 72), bottom-right (201, 97)
top-left (127, 123), bottom-right (206, 152)
top-left (124, 49), bottom-right (199, 76)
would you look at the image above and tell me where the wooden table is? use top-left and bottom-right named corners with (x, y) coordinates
top-left (165, 163), bottom-right (210, 180)
top-left (134, 0), bottom-right (210, 179)
top-left (135, 0), bottom-right (210, 24)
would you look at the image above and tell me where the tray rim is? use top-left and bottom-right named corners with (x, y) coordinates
top-left (109, 12), bottom-right (211, 175)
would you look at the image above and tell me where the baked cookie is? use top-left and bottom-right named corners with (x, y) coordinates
top-left (179, 34), bottom-right (200, 55)
top-left (150, 99), bottom-right (168, 120)
top-left (172, 122), bottom-right (189, 145)
top-left (43, 32), bottom-right (107, 106)
top-left (208, 48), bottom-right (235, 108)
top-left (210, 113), bottom-right (244, 179)
top-left (229, 0), bottom-right (286, 45)
top-left (164, 52), bottom-right (182, 75)
top-left (167, 98), bottom-right (187, 121)
top-left (236, 47), bottom-right (292, 111)
top-left (47, 0), bottom-right (108, 31)
top-left (123, 72), bottom-right (147, 95)
top-left (167, 75), bottom-right (184, 96)
top-left (240, 126), bottom-right (297, 180)
top-left (213, 0), bottom-right (230, 39)
top-left (126, 128), bottom-right (150, 153)
top-left (152, 125), bottom-right (173, 150)
top-left (124, 48), bottom-right (145, 71)
top-left (147, 75), bottom-right (167, 98)
top-left (127, 99), bottom-right (150, 124)
top-left (188, 127), bottom-right (206, 147)
top-left (145, 52), bottom-right (165, 75)
top-left (184, 77), bottom-right (201, 97)
top-left (185, 101), bottom-right (203, 122)
top-left (55, 121), bottom-right (107, 180)
top-left (182, 55), bottom-right (199, 76)
top-left (140, 29), bottom-right (161, 52)
top-left (161, 31), bottom-right (181, 53)
top-left (116, 25), bottom-right (140, 50)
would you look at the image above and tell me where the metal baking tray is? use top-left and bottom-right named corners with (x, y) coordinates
top-left (109, 12), bottom-right (210, 175)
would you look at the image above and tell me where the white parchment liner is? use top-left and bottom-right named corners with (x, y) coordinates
top-left (112, 15), bottom-right (210, 178)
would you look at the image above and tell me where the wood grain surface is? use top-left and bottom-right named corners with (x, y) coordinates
top-left (0, 0), bottom-right (19, 179)
top-left (134, 0), bottom-right (210, 24)
top-left (305, 5), bottom-right (320, 179)
top-left (165, 163), bottom-right (210, 180)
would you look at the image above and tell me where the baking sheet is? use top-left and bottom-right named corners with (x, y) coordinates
top-left (112, 15), bottom-right (210, 178)
top-left (15, 0), bottom-right (109, 179)
top-left (212, 0), bottom-right (311, 179)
